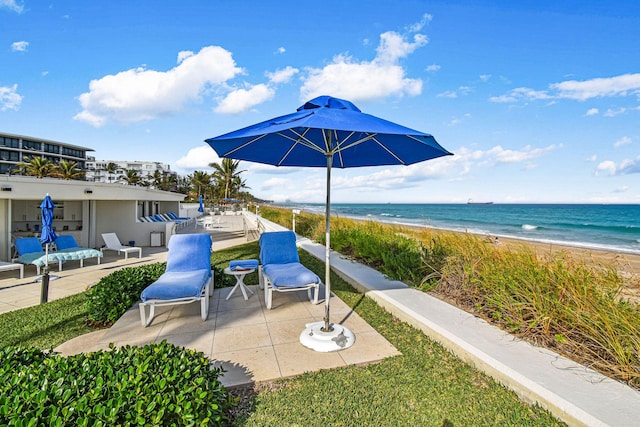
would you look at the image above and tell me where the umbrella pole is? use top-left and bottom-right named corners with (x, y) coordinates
top-left (322, 155), bottom-right (333, 332)
top-left (40, 243), bottom-right (49, 304)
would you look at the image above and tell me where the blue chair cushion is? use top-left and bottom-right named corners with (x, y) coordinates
top-left (141, 269), bottom-right (211, 301)
top-left (15, 237), bottom-right (43, 255)
top-left (166, 234), bottom-right (212, 272)
top-left (259, 231), bottom-right (300, 265)
top-left (54, 235), bottom-right (79, 250)
top-left (230, 259), bottom-right (258, 270)
top-left (262, 262), bottom-right (320, 289)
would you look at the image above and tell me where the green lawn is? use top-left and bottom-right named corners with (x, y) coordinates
top-left (0, 241), bottom-right (564, 426)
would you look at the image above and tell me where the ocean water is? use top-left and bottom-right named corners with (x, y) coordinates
top-left (282, 203), bottom-right (640, 255)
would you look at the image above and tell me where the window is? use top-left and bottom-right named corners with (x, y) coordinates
top-left (61, 147), bottom-right (85, 158)
top-left (44, 143), bottom-right (59, 154)
top-left (22, 139), bottom-right (41, 150)
top-left (0, 137), bottom-right (19, 148)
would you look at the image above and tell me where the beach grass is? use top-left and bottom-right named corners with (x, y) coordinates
top-left (259, 205), bottom-right (640, 389)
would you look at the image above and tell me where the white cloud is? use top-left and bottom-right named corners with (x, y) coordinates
top-left (596, 157), bottom-right (640, 176)
top-left (438, 90), bottom-right (457, 99)
top-left (613, 136), bottom-right (632, 148)
top-left (214, 84), bottom-right (274, 114)
top-left (426, 64), bottom-right (440, 72)
top-left (604, 107), bottom-right (627, 117)
top-left (11, 41), bottom-right (28, 52)
top-left (74, 45), bottom-right (243, 126)
top-left (491, 73), bottom-right (640, 105)
top-left (0, 0), bottom-right (23, 13)
top-left (586, 154), bottom-right (597, 162)
top-left (260, 177), bottom-right (292, 191)
top-left (175, 145), bottom-right (221, 170)
top-left (455, 144), bottom-right (561, 171)
top-left (300, 28), bottom-right (427, 101)
top-left (479, 74), bottom-right (491, 82)
top-left (0, 84), bottom-right (22, 111)
top-left (275, 47), bottom-right (286, 54)
top-left (585, 108), bottom-right (599, 116)
top-left (266, 66), bottom-right (299, 84)
top-left (439, 86), bottom-right (472, 98)
top-left (489, 87), bottom-right (552, 103)
top-left (407, 13), bottom-right (432, 32)
top-left (551, 73), bottom-right (640, 101)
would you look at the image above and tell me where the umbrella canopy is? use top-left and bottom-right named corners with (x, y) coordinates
top-left (40, 194), bottom-right (57, 246)
top-left (39, 194), bottom-right (57, 303)
top-left (206, 95), bottom-right (453, 351)
top-left (198, 195), bottom-right (204, 213)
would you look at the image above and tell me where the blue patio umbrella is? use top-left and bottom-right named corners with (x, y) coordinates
top-left (39, 194), bottom-right (57, 303)
top-left (198, 195), bottom-right (204, 213)
top-left (206, 95), bottom-right (453, 351)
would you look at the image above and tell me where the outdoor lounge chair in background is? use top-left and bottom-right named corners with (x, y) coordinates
top-left (54, 235), bottom-right (103, 268)
top-left (100, 233), bottom-right (142, 259)
top-left (259, 231), bottom-right (320, 309)
top-left (14, 237), bottom-right (62, 275)
top-left (139, 233), bottom-right (213, 326)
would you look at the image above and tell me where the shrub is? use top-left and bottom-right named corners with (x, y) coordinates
top-left (0, 341), bottom-right (232, 426)
top-left (86, 262), bottom-right (166, 326)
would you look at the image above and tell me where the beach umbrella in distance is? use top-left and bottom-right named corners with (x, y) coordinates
top-left (205, 95), bottom-right (453, 352)
top-left (39, 194), bottom-right (57, 303)
top-left (198, 195), bottom-right (204, 213)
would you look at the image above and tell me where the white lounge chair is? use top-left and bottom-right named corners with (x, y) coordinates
top-left (100, 233), bottom-right (142, 259)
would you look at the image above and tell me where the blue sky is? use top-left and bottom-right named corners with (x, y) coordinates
top-left (1, 0), bottom-right (639, 204)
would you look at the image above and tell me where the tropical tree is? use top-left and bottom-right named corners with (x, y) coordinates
top-left (123, 169), bottom-right (141, 186)
top-left (105, 162), bottom-right (118, 183)
top-left (51, 160), bottom-right (85, 180)
top-left (16, 156), bottom-right (53, 178)
top-left (190, 170), bottom-right (211, 200)
top-left (210, 159), bottom-right (246, 199)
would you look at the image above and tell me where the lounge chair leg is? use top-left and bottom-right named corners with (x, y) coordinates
top-left (265, 286), bottom-right (273, 309)
top-left (201, 280), bottom-right (210, 321)
top-left (308, 286), bottom-right (319, 304)
top-left (258, 266), bottom-right (264, 290)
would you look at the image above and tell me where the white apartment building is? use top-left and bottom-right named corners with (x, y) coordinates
top-left (85, 159), bottom-right (176, 184)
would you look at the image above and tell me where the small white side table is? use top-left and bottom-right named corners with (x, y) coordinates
top-left (0, 261), bottom-right (24, 279)
top-left (224, 266), bottom-right (255, 300)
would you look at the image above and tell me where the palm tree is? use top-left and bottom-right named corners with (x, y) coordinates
top-left (123, 169), bottom-right (141, 186)
top-left (105, 162), bottom-right (118, 183)
top-left (190, 170), bottom-right (211, 200)
top-left (51, 160), bottom-right (85, 180)
top-left (210, 159), bottom-right (246, 199)
top-left (16, 156), bottom-right (53, 178)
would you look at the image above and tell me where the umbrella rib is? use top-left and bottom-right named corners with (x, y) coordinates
top-left (223, 134), bottom-right (268, 157)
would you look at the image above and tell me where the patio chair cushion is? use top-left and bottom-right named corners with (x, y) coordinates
top-left (262, 262), bottom-right (321, 289)
top-left (230, 259), bottom-right (258, 270)
top-left (259, 231), bottom-right (300, 265)
top-left (15, 237), bottom-right (43, 255)
top-left (141, 269), bottom-right (211, 301)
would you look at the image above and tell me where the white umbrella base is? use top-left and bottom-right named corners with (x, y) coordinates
top-left (299, 321), bottom-right (356, 352)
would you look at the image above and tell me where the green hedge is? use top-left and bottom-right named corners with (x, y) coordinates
top-left (86, 263), bottom-right (166, 326)
top-left (0, 342), bottom-right (232, 426)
